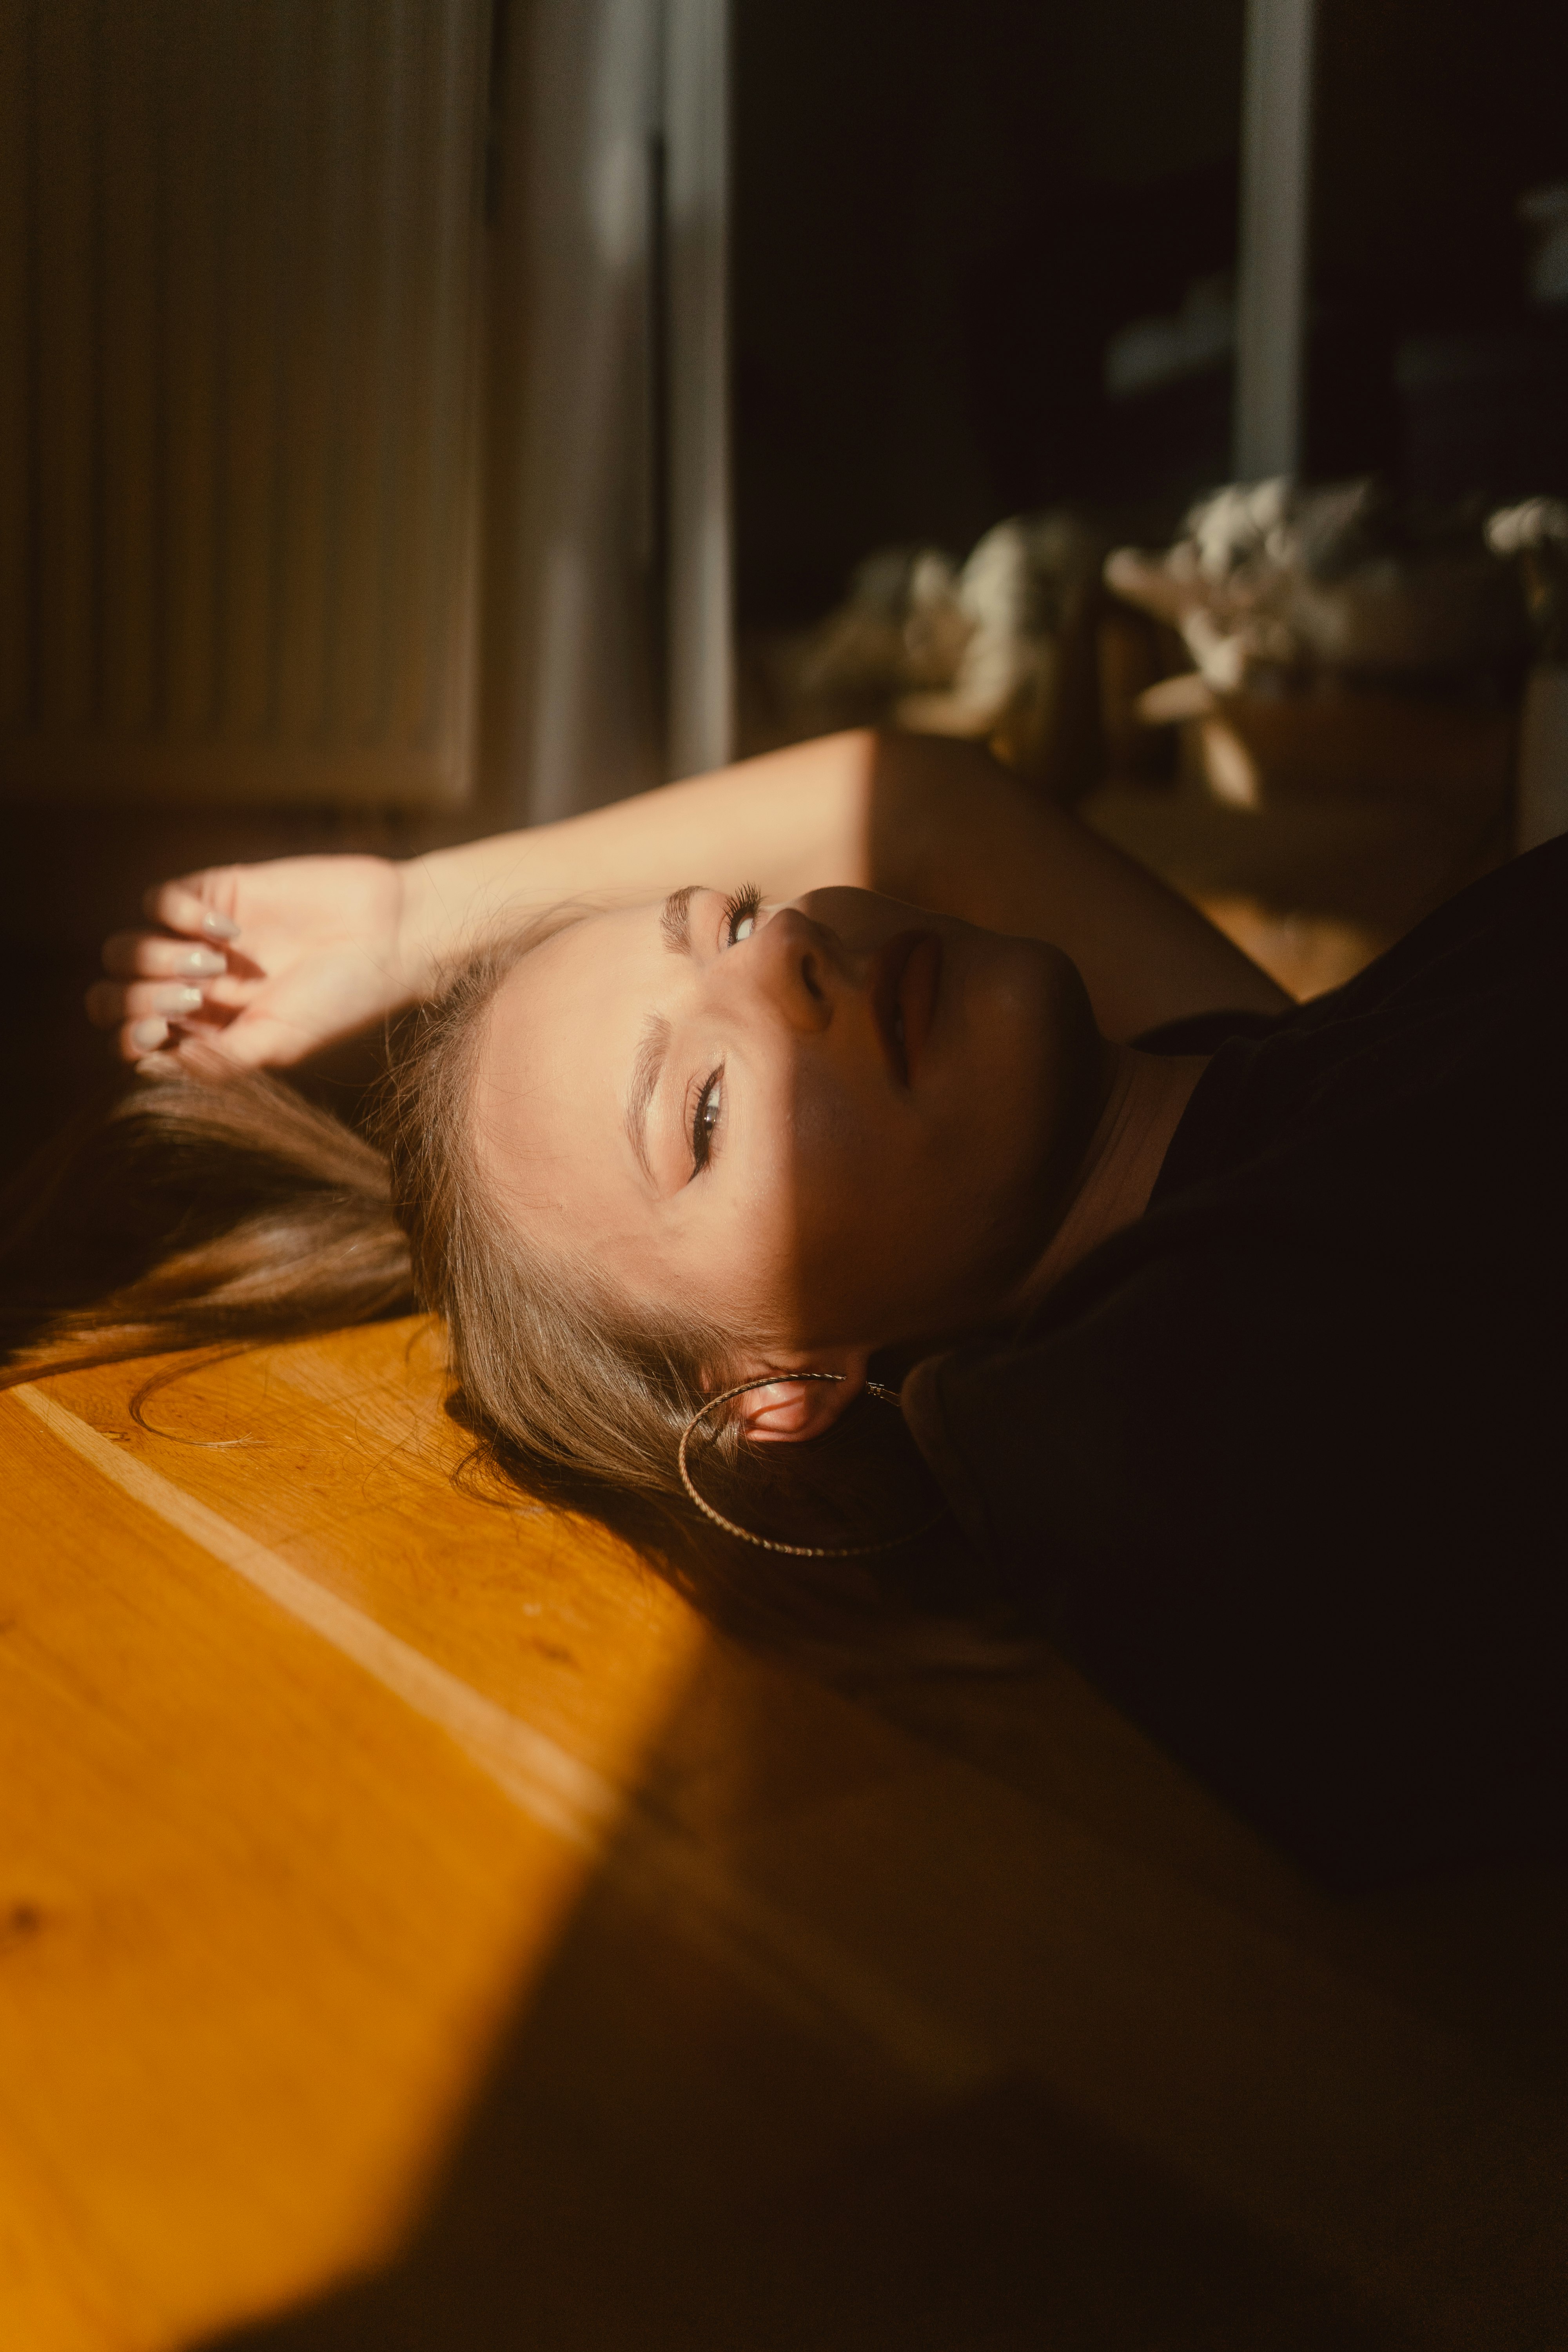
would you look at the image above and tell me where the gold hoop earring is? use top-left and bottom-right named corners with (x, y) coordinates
top-left (677, 1372), bottom-right (945, 1558)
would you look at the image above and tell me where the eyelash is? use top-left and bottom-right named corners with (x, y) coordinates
top-left (688, 886), bottom-right (764, 1174)
top-left (722, 882), bottom-right (762, 946)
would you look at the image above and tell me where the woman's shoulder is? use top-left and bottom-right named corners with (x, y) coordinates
top-left (1140, 834), bottom-right (1568, 1061)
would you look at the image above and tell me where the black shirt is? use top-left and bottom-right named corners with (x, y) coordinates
top-left (903, 838), bottom-right (1568, 1887)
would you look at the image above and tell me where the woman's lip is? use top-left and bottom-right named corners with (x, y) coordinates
top-left (869, 929), bottom-right (942, 1085)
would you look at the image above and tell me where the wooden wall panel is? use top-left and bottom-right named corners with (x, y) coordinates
top-left (0, 0), bottom-right (488, 808)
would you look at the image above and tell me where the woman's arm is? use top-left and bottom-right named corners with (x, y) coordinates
top-left (399, 730), bottom-right (1288, 1036)
top-left (91, 729), bottom-right (1287, 1065)
top-left (860, 733), bottom-right (1289, 1034)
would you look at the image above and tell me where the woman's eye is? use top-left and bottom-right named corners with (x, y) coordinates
top-left (723, 884), bottom-right (762, 947)
top-left (691, 1070), bottom-right (723, 1173)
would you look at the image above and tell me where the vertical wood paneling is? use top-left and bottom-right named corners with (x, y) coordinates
top-left (0, 0), bottom-right (488, 804)
top-left (96, 0), bottom-right (159, 735)
top-left (156, 0), bottom-right (221, 737)
top-left (330, 0), bottom-right (393, 748)
top-left (31, 0), bottom-right (96, 729)
top-left (271, 0), bottom-right (336, 745)
top-left (0, 3), bottom-right (29, 729)
top-left (369, 0), bottom-right (421, 746)
top-left (394, 0), bottom-right (485, 755)
top-left (213, 0), bottom-right (282, 742)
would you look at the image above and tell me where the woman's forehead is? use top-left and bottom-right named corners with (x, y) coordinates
top-left (476, 901), bottom-right (665, 1165)
top-left (471, 900), bottom-right (731, 1299)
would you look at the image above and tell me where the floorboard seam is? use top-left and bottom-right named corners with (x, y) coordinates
top-left (12, 1383), bottom-right (989, 2098)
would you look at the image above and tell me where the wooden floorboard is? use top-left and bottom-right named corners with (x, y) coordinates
top-left (2, 1321), bottom-right (1564, 2350)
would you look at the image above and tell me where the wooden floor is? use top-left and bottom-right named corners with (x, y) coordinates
top-left (3, 1321), bottom-right (1566, 2352)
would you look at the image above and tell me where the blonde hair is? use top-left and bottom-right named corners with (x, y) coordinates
top-left (3, 922), bottom-right (993, 1657)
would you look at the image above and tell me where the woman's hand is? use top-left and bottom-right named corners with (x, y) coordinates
top-left (86, 855), bottom-right (422, 1069)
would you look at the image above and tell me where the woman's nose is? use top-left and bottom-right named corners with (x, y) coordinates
top-left (724, 904), bottom-right (846, 1031)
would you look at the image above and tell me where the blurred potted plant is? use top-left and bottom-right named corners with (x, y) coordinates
top-left (1105, 478), bottom-right (1530, 814)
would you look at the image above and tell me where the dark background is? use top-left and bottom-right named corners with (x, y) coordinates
top-left (8, 0), bottom-right (1568, 1186)
top-left (733, 0), bottom-right (1568, 633)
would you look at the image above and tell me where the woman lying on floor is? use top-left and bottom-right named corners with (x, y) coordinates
top-left (7, 730), bottom-right (1565, 1888)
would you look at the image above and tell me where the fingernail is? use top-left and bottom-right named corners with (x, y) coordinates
top-left (201, 911), bottom-right (240, 941)
top-left (176, 947), bottom-right (226, 975)
top-left (153, 984), bottom-right (205, 1013)
top-left (131, 1018), bottom-right (169, 1051)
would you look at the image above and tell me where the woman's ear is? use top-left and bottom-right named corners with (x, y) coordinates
top-left (731, 1350), bottom-right (870, 1445)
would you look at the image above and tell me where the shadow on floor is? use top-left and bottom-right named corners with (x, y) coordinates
top-left (194, 1798), bottom-right (1435, 2352)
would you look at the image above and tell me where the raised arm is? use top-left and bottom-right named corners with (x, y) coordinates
top-left (398, 730), bottom-right (1288, 1037)
top-left (90, 730), bottom-right (1286, 1067)
top-left (858, 733), bottom-right (1288, 1033)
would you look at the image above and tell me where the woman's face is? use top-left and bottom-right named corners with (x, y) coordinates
top-left (472, 885), bottom-right (1105, 1366)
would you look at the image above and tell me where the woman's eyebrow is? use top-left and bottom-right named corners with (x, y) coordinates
top-left (626, 1011), bottom-right (672, 1182)
top-left (661, 885), bottom-right (697, 955)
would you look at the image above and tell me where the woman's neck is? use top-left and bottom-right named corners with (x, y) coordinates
top-left (1013, 1046), bottom-right (1208, 1306)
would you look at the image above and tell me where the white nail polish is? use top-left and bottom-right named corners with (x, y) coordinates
top-left (131, 1018), bottom-right (168, 1050)
top-left (201, 911), bottom-right (240, 941)
top-left (177, 947), bottom-right (226, 975)
top-left (156, 984), bottom-right (204, 1013)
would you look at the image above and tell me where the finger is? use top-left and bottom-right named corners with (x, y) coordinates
top-left (116, 992), bottom-right (264, 1065)
top-left (121, 1017), bottom-right (171, 1062)
top-left (102, 931), bottom-right (230, 981)
top-left (191, 969), bottom-right (262, 1016)
top-left (85, 979), bottom-right (209, 1030)
top-left (141, 877), bottom-right (241, 943)
top-left (120, 1006), bottom-right (245, 1063)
